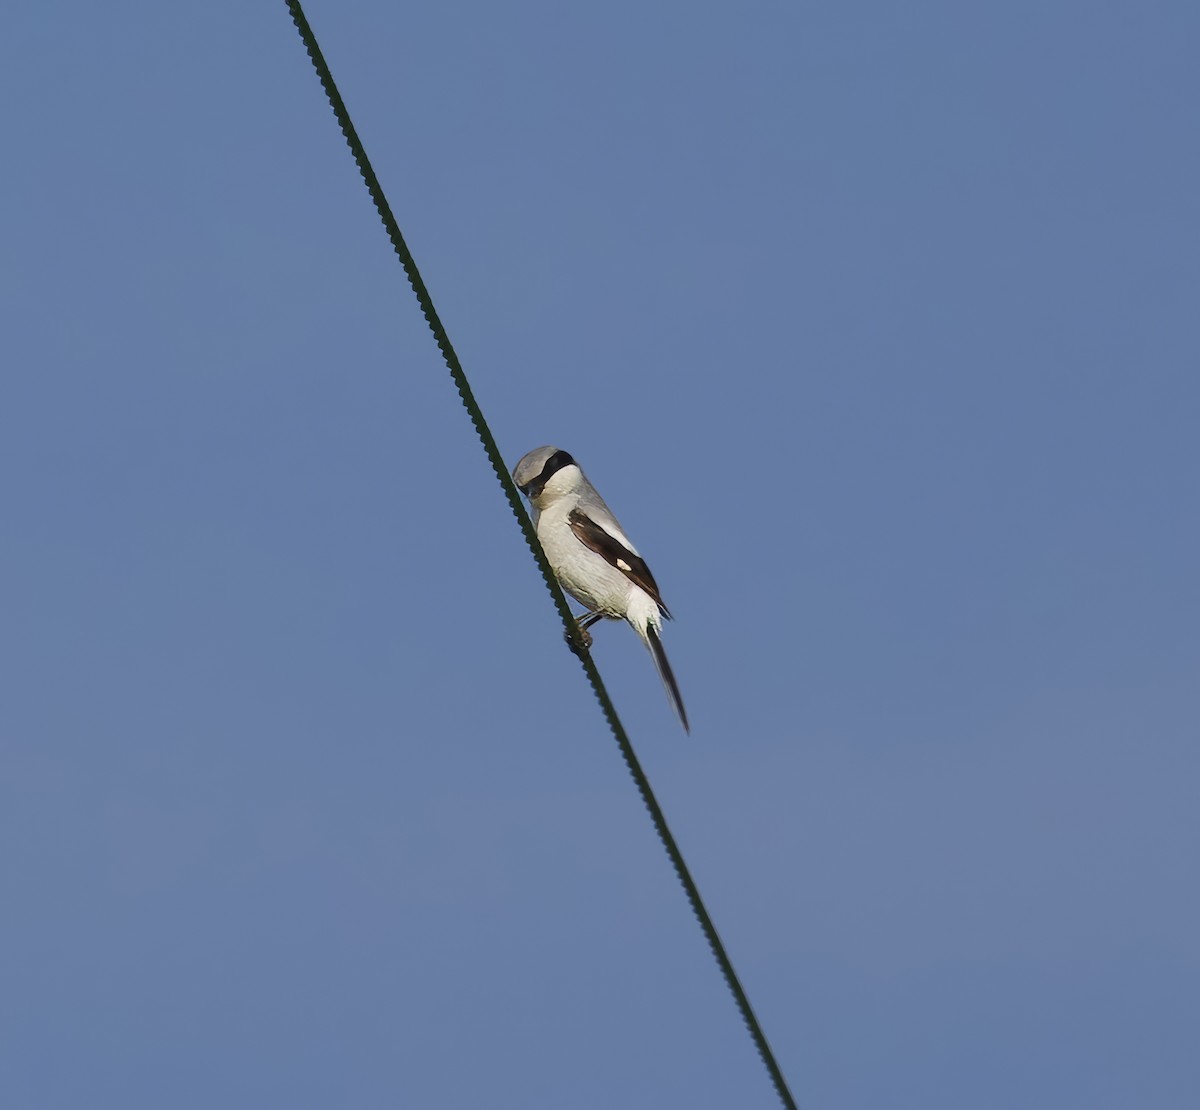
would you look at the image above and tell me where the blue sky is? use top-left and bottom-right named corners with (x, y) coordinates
top-left (3, 3), bottom-right (1198, 1107)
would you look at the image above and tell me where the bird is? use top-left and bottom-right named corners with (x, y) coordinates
top-left (512, 445), bottom-right (689, 732)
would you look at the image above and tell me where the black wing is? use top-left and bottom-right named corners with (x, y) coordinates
top-left (568, 508), bottom-right (672, 619)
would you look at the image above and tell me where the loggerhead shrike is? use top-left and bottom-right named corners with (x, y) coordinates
top-left (513, 446), bottom-right (689, 733)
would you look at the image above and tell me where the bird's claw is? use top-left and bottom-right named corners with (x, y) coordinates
top-left (564, 623), bottom-right (593, 657)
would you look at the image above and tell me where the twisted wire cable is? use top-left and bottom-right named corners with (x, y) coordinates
top-left (284, 5), bottom-right (798, 1105)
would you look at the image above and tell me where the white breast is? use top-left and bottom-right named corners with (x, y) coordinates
top-left (537, 504), bottom-right (640, 618)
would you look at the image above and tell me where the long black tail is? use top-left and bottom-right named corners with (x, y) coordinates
top-left (646, 625), bottom-right (690, 734)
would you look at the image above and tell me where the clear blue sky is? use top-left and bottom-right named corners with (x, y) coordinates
top-left (3, 3), bottom-right (1197, 1107)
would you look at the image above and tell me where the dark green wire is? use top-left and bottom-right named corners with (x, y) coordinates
top-left (283, 4), bottom-right (798, 1107)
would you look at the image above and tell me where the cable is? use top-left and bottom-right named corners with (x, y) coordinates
top-left (283, 5), bottom-right (799, 1107)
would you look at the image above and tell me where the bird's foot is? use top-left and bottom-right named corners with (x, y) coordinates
top-left (564, 622), bottom-right (593, 657)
